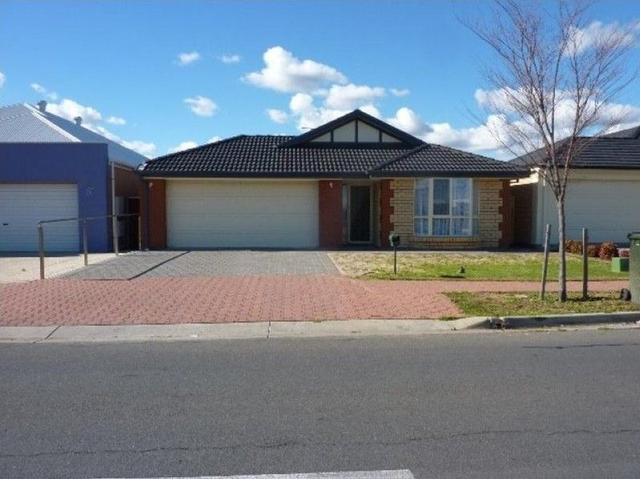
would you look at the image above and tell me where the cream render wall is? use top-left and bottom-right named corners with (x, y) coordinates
top-left (389, 178), bottom-right (504, 249)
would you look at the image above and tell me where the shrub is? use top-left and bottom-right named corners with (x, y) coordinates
top-left (587, 244), bottom-right (601, 258)
top-left (565, 240), bottom-right (582, 254)
top-left (619, 248), bottom-right (630, 258)
top-left (598, 241), bottom-right (618, 260)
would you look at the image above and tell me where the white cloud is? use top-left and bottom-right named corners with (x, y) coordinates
top-left (244, 46), bottom-right (347, 93)
top-left (168, 141), bottom-right (199, 153)
top-left (47, 98), bottom-right (103, 124)
top-left (177, 51), bottom-right (201, 66)
top-left (266, 108), bottom-right (289, 124)
top-left (568, 20), bottom-right (640, 55)
top-left (31, 83), bottom-right (46, 94)
top-left (207, 136), bottom-right (222, 143)
top-left (121, 139), bottom-right (157, 157)
top-left (44, 98), bottom-right (155, 157)
top-left (324, 83), bottom-right (385, 110)
top-left (220, 54), bottom-right (241, 64)
top-left (0, 72), bottom-right (5, 88)
top-left (106, 116), bottom-right (126, 125)
top-left (184, 96), bottom-right (218, 117)
top-left (390, 88), bottom-right (410, 97)
top-left (386, 107), bottom-right (433, 138)
top-left (30, 82), bottom-right (58, 100)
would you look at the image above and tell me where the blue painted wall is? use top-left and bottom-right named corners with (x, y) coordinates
top-left (0, 143), bottom-right (112, 252)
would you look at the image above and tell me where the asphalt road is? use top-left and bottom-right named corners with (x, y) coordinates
top-left (1, 329), bottom-right (640, 479)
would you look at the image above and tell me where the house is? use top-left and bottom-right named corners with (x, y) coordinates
top-left (0, 102), bottom-right (147, 252)
top-left (140, 110), bottom-right (527, 250)
top-left (511, 125), bottom-right (640, 246)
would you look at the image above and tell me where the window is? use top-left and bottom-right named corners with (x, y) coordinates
top-left (413, 178), bottom-right (477, 237)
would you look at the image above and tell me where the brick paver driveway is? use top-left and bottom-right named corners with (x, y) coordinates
top-left (62, 250), bottom-right (338, 279)
top-left (0, 250), bottom-right (627, 326)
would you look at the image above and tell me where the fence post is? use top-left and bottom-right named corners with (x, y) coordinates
top-left (540, 224), bottom-right (551, 300)
top-left (582, 227), bottom-right (589, 300)
top-left (137, 215), bottom-right (142, 251)
top-left (82, 219), bottom-right (89, 266)
top-left (38, 224), bottom-right (45, 280)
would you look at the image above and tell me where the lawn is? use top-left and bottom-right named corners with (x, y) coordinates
top-left (329, 251), bottom-right (629, 281)
top-left (446, 291), bottom-right (639, 317)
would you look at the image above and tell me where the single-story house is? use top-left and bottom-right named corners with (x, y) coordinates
top-left (511, 125), bottom-right (640, 246)
top-left (140, 110), bottom-right (528, 249)
top-left (0, 102), bottom-right (147, 252)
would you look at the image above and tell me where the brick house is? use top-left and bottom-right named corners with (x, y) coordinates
top-left (140, 110), bottom-right (527, 249)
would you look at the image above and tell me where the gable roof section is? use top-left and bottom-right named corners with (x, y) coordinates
top-left (511, 128), bottom-right (640, 170)
top-left (280, 109), bottom-right (423, 147)
top-left (0, 103), bottom-right (149, 167)
top-left (371, 143), bottom-right (528, 177)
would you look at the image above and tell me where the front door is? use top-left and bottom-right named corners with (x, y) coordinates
top-left (349, 185), bottom-right (371, 243)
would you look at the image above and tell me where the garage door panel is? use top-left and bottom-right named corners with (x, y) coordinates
top-left (544, 180), bottom-right (640, 244)
top-left (167, 180), bottom-right (319, 248)
top-left (0, 184), bottom-right (79, 252)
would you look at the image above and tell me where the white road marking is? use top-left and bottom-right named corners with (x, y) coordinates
top-left (99, 470), bottom-right (415, 479)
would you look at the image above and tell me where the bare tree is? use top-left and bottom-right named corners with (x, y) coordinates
top-left (465, 0), bottom-right (637, 301)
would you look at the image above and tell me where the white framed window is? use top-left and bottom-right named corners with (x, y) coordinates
top-left (414, 178), bottom-right (478, 237)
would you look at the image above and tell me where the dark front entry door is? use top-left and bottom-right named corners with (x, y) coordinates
top-left (349, 185), bottom-right (371, 243)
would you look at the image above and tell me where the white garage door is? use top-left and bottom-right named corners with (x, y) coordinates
top-left (0, 184), bottom-right (79, 252)
top-left (167, 180), bottom-right (319, 248)
top-left (541, 179), bottom-right (640, 243)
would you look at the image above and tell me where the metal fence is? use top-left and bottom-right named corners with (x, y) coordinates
top-left (37, 213), bottom-right (141, 280)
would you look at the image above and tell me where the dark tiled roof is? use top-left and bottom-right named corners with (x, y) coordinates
top-left (511, 130), bottom-right (640, 170)
top-left (371, 143), bottom-right (528, 177)
top-left (143, 127), bottom-right (527, 180)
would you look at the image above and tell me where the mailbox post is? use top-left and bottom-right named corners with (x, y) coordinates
top-left (389, 232), bottom-right (400, 275)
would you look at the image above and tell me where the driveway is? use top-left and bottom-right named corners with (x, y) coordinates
top-left (0, 253), bottom-right (115, 283)
top-left (62, 250), bottom-right (339, 279)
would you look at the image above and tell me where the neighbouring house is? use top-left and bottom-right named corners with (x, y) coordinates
top-left (0, 102), bottom-right (147, 252)
top-left (140, 110), bottom-right (527, 250)
top-left (511, 125), bottom-right (640, 246)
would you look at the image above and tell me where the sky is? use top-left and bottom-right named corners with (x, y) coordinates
top-left (1, 0), bottom-right (639, 159)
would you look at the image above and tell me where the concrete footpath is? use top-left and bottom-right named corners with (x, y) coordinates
top-left (1, 313), bottom-right (639, 343)
top-left (0, 317), bottom-right (490, 343)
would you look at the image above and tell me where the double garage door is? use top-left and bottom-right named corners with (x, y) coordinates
top-left (0, 184), bottom-right (79, 252)
top-left (167, 180), bottom-right (319, 248)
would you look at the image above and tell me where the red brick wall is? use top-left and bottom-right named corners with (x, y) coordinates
top-left (379, 179), bottom-right (394, 247)
top-left (147, 179), bottom-right (167, 249)
top-left (498, 180), bottom-right (515, 248)
top-left (318, 180), bottom-right (343, 248)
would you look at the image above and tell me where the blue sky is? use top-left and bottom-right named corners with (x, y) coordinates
top-left (1, 0), bottom-right (639, 158)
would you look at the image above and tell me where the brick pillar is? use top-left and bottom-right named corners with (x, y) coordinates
top-left (499, 180), bottom-right (515, 248)
top-left (147, 179), bottom-right (167, 249)
top-left (318, 180), bottom-right (343, 248)
top-left (379, 179), bottom-right (394, 247)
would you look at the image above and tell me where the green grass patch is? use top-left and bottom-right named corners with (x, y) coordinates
top-left (446, 291), bottom-right (639, 317)
top-left (330, 252), bottom-right (628, 281)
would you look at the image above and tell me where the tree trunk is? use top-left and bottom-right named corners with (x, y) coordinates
top-left (557, 199), bottom-right (568, 302)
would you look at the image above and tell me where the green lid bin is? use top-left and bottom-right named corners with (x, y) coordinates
top-left (629, 232), bottom-right (640, 304)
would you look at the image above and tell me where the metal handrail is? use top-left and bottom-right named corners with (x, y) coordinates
top-left (37, 213), bottom-right (142, 280)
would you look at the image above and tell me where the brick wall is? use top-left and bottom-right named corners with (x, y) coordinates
top-left (318, 180), bottom-right (343, 248)
top-left (389, 178), bottom-right (505, 249)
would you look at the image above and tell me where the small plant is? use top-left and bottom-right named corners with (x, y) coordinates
top-left (598, 241), bottom-right (618, 260)
top-left (587, 244), bottom-right (601, 258)
top-left (565, 239), bottom-right (582, 254)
